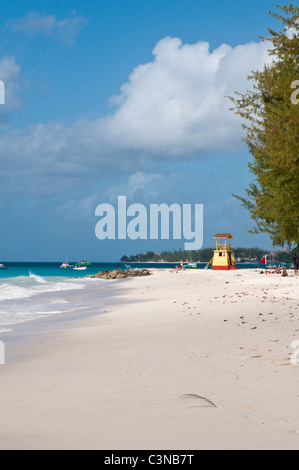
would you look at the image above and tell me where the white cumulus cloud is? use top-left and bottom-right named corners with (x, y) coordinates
top-left (0, 56), bottom-right (21, 121)
top-left (105, 172), bottom-right (164, 202)
top-left (0, 36), bottom-right (273, 194)
top-left (12, 11), bottom-right (88, 46)
top-left (106, 37), bottom-right (271, 155)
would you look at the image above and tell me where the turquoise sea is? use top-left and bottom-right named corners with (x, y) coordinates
top-left (0, 261), bottom-right (262, 279)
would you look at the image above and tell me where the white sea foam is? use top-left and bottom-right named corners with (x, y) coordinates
top-left (0, 278), bottom-right (84, 301)
top-left (0, 284), bottom-right (32, 301)
top-left (29, 272), bottom-right (47, 284)
top-left (0, 328), bottom-right (13, 334)
top-left (0, 274), bottom-right (88, 327)
top-left (50, 298), bottom-right (68, 304)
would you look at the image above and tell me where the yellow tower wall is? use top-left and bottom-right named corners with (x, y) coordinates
top-left (212, 250), bottom-right (237, 270)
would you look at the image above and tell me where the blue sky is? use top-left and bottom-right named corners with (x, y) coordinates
top-left (0, 0), bottom-right (285, 261)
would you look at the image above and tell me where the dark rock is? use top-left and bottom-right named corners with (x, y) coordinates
top-left (87, 268), bottom-right (151, 280)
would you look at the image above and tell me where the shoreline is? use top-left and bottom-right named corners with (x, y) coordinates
top-left (0, 277), bottom-right (132, 363)
top-left (0, 267), bottom-right (293, 333)
top-left (0, 269), bottom-right (298, 450)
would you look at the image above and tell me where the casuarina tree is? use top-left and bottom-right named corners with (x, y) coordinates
top-left (229, 3), bottom-right (299, 248)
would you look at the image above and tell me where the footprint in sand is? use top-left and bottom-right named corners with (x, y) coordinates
top-left (244, 415), bottom-right (259, 421)
top-left (281, 418), bottom-right (297, 425)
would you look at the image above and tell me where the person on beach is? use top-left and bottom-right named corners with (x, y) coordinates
top-left (169, 260), bottom-right (185, 273)
top-left (293, 254), bottom-right (298, 275)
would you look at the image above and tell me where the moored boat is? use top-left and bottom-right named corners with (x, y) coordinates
top-left (60, 262), bottom-right (71, 269)
top-left (73, 264), bottom-right (87, 271)
top-left (186, 263), bottom-right (198, 269)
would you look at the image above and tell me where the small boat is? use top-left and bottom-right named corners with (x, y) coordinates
top-left (73, 264), bottom-right (87, 271)
top-left (80, 260), bottom-right (91, 266)
top-left (185, 262), bottom-right (198, 269)
top-left (60, 262), bottom-right (71, 269)
top-left (0, 263), bottom-right (8, 269)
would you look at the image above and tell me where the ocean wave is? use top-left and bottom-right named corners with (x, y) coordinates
top-left (0, 284), bottom-right (32, 301)
top-left (0, 327), bottom-right (13, 334)
top-left (29, 272), bottom-right (47, 284)
top-left (0, 277), bottom-right (85, 301)
top-left (0, 275), bottom-right (106, 329)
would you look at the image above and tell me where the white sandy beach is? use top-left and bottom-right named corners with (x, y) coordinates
top-left (0, 268), bottom-right (299, 450)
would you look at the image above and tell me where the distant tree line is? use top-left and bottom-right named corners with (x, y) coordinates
top-left (121, 247), bottom-right (295, 263)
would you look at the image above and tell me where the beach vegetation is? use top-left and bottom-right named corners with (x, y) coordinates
top-left (229, 3), bottom-right (299, 249)
top-left (121, 247), bottom-right (295, 263)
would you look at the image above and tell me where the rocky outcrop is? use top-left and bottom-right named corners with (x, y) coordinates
top-left (87, 268), bottom-right (151, 280)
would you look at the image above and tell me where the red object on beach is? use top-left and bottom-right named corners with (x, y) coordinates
top-left (259, 256), bottom-right (267, 264)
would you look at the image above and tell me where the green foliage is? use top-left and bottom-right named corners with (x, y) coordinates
top-left (120, 247), bottom-right (295, 263)
top-left (229, 3), bottom-right (299, 248)
top-left (234, 247), bottom-right (267, 261)
top-left (274, 250), bottom-right (293, 262)
top-left (121, 251), bottom-right (162, 262)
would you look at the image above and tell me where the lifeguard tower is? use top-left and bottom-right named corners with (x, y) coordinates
top-left (205, 233), bottom-right (238, 270)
